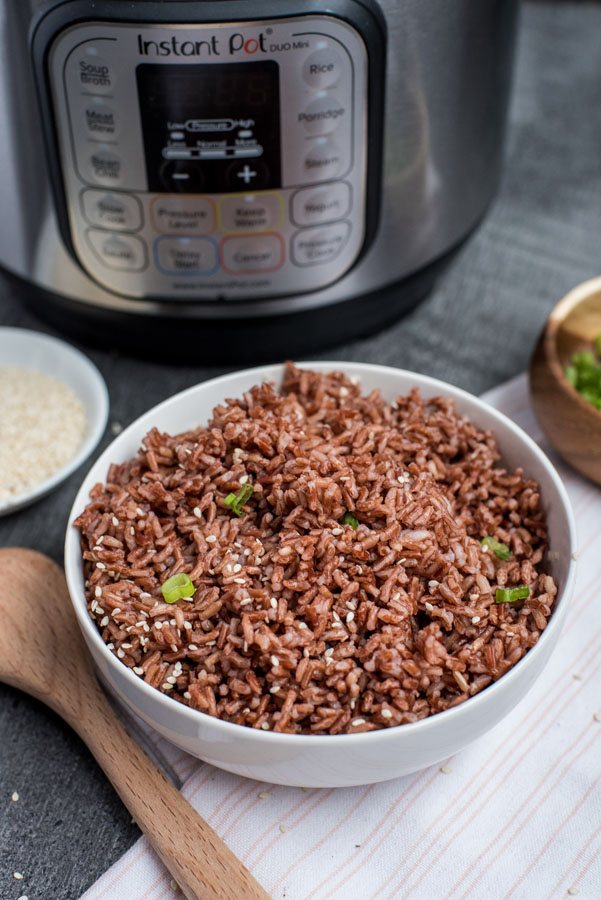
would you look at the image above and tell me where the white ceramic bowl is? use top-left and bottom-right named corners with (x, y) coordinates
top-left (0, 327), bottom-right (108, 516)
top-left (65, 363), bottom-right (576, 788)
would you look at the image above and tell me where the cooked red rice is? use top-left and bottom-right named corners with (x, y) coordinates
top-left (75, 363), bottom-right (557, 735)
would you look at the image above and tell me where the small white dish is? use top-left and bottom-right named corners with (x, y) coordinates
top-left (0, 327), bottom-right (108, 516)
top-left (65, 362), bottom-right (576, 788)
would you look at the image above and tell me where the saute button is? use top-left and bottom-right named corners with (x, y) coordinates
top-left (88, 147), bottom-right (122, 185)
top-left (221, 234), bottom-right (284, 273)
top-left (74, 50), bottom-right (115, 94)
top-left (151, 196), bottom-right (215, 234)
top-left (302, 46), bottom-right (343, 89)
top-left (219, 193), bottom-right (283, 233)
top-left (291, 221), bottom-right (351, 266)
top-left (81, 190), bottom-right (142, 231)
top-left (155, 237), bottom-right (218, 274)
top-left (298, 94), bottom-right (347, 135)
top-left (291, 182), bottom-right (351, 227)
top-left (86, 230), bottom-right (147, 271)
top-left (303, 140), bottom-right (343, 182)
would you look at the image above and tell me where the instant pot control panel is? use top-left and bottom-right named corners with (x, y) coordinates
top-left (42, 11), bottom-right (377, 302)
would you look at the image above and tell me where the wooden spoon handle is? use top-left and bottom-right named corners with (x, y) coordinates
top-left (74, 680), bottom-right (270, 900)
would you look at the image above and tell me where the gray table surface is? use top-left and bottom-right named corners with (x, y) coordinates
top-left (2, 2), bottom-right (601, 898)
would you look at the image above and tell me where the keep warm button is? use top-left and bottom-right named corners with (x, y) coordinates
top-left (291, 222), bottom-right (351, 266)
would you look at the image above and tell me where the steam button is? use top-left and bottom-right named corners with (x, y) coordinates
top-left (302, 46), bottom-right (343, 89)
top-left (86, 230), bottom-right (147, 271)
top-left (303, 140), bottom-right (343, 182)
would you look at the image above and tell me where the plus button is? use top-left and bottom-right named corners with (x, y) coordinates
top-left (237, 165), bottom-right (257, 185)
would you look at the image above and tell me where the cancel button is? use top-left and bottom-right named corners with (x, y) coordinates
top-left (291, 222), bottom-right (351, 266)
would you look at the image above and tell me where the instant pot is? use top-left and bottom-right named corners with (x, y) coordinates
top-left (0, 1), bottom-right (518, 360)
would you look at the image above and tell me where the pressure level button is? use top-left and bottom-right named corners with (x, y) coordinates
top-left (302, 47), bottom-right (343, 89)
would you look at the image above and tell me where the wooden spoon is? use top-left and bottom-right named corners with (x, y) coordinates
top-left (0, 547), bottom-right (270, 900)
top-left (529, 275), bottom-right (601, 486)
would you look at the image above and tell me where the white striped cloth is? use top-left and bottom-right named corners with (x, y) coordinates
top-left (82, 374), bottom-right (601, 900)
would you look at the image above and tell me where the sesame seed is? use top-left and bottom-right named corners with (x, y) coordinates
top-left (279, 824), bottom-right (288, 833)
top-left (106, 642), bottom-right (114, 650)
top-left (162, 682), bottom-right (173, 690)
top-left (303, 648), bottom-right (310, 658)
top-left (155, 621), bottom-right (163, 629)
top-left (110, 421), bottom-right (122, 434)
top-left (332, 527), bottom-right (343, 535)
top-left (568, 889), bottom-right (580, 896)
top-left (130, 526), bottom-right (135, 535)
top-left (350, 699), bottom-right (356, 708)
top-left (243, 641), bottom-right (248, 652)
top-left (233, 577), bottom-right (246, 584)
top-left (482, 543), bottom-right (489, 553)
top-left (440, 765), bottom-right (452, 774)
top-left (425, 602), bottom-right (434, 612)
top-left (594, 713), bottom-right (601, 723)
top-left (298, 622), bottom-right (307, 629)
top-left (324, 647), bottom-right (334, 658)
top-left (96, 561), bottom-right (106, 570)
top-left (100, 616), bottom-right (109, 627)
top-left (258, 790), bottom-right (270, 799)
top-left (270, 597), bottom-right (278, 609)
top-left (239, 474), bottom-right (249, 484)
top-left (573, 673), bottom-right (583, 680)
top-left (143, 624), bottom-right (150, 633)
top-left (170, 644), bottom-right (178, 652)
top-left (233, 564), bottom-right (242, 573)
top-left (122, 643), bottom-right (132, 649)
top-left (332, 611), bottom-right (341, 623)
top-left (112, 516), bottom-right (119, 527)
top-left (346, 612), bottom-right (354, 623)
top-left (14, 872), bottom-right (24, 879)
top-left (166, 676), bottom-right (177, 685)
top-left (270, 686), bottom-right (280, 693)
top-left (184, 691), bottom-right (191, 699)
top-left (193, 507), bottom-right (201, 518)
top-left (135, 620), bottom-right (146, 627)
top-left (136, 507), bottom-right (144, 516)
top-left (381, 708), bottom-right (392, 719)
top-left (572, 551), bottom-right (579, 561)
top-left (11, 792), bottom-right (19, 802)
top-left (239, 598), bottom-right (252, 606)
top-left (140, 591), bottom-right (151, 598)
top-left (471, 616), bottom-right (481, 624)
top-left (94, 585), bottom-right (102, 598)
top-left (428, 580), bottom-right (439, 590)
top-left (271, 655), bottom-right (279, 667)
top-left (117, 648), bottom-right (125, 659)
top-left (188, 644), bottom-right (198, 651)
top-left (133, 667), bottom-right (144, 675)
top-left (352, 718), bottom-right (365, 726)
top-left (261, 721), bottom-right (270, 729)
top-left (469, 592), bottom-right (479, 601)
top-left (206, 534), bottom-right (217, 543)
top-left (184, 621), bottom-right (192, 630)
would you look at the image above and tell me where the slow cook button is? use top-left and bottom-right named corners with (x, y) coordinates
top-left (291, 221), bottom-right (351, 266)
top-left (221, 234), bottom-right (284, 274)
top-left (303, 140), bottom-right (343, 182)
top-left (302, 45), bottom-right (343, 89)
top-left (151, 196), bottom-right (215, 234)
top-left (81, 190), bottom-right (142, 231)
top-left (298, 94), bottom-right (347, 135)
top-left (155, 237), bottom-right (218, 274)
top-left (86, 230), bottom-right (147, 271)
top-left (291, 182), bottom-right (351, 227)
top-left (219, 193), bottom-right (283, 233)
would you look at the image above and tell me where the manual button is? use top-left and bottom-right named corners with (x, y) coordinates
top-left (221, 234), bottom-right (284, 274)
top-left (86, 230), bottom-right (147, 271)
top-left (219, 193), bottom-right (283, 233)
top-left (291, 221), bottom-right (351, 266)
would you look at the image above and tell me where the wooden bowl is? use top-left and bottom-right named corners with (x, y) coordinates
top-left (529, 275), bottom-right (601, 485)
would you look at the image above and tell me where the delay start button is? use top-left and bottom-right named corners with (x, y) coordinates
top-left (154, 237), bottom-right (218, 274)
top-left (291, 221), bottom-right (351, 266)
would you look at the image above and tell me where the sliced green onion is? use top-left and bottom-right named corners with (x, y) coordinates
top-left (224, 483), bottom-right (254, 517)
top-left (565, 340), bottom-right (601, 409)
top-left (161, 572), bottom-right (195, 604)
top-left (564, 366), bottom-right (578, 387)
top-left (342, 512), bottom-right (359, 530)
top-left (495, 585), bottom-right (530, 604)
top-left (481, 536), bottom-right (513, 560)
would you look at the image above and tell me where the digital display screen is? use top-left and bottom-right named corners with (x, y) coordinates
top-left (136, 62), bottom-right (281, 194)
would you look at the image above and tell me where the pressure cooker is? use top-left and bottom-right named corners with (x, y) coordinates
top-left (0, 1), bottom-right (519, 360)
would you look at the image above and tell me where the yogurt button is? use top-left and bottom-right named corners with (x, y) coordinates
top-left (291, 182), bottom-right (351, 227)
top-left (302, 47), bottom-right (343, 89)
top-left (303, 140), bottom-right (343, 182)
top-left (221, 234), bottom-right (284, 273)
top-left (81, 190), bottom-right (142, 231)
top-left (298, 94), bottom-right (346, 135)
top-left (86, 230), bottom-right (146, 271)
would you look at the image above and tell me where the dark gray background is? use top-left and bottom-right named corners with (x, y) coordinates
top-left (1, 2), bottom-right (600, 898)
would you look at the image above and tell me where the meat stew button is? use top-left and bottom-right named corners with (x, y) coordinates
top-left (291, 222), bottom-right (351, 266)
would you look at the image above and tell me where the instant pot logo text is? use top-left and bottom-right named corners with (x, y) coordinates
top-left (136, 32), bottom-right (270, 57)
